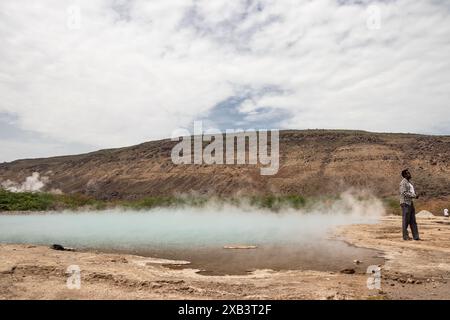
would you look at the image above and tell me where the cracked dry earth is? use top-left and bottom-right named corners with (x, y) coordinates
top-left (0, 216), bottom-right (449, 300)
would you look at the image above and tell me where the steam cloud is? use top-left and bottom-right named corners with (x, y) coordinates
top-left (0, 172), bottom-right (60, 193)
top-left (0, 190), bottom-right (386, 273)
top-left (0, 190), bottom-right (385, 247)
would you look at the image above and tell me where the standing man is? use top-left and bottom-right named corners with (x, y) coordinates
top-left (400, 169), bottom-right (420, 241)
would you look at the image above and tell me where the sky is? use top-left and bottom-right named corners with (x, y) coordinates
top-left (0, 0), bottom-right (449, 162)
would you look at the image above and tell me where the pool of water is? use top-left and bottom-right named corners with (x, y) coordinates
top-left (0, 207), bottom-right (384, 275)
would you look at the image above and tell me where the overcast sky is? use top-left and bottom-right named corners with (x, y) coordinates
top-left (1, 0), bottom-right (449, 162)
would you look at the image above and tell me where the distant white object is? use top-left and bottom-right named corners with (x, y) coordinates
top-left (1, 172), bottom-right (48, 193)
top-left (133, 258), bottom-right (191, 266)
top-left (408, 182), bottom-right (416, 198)
top-left (223, 245), bottom-right (258, 250)
top-left (416, 210), bottom-right (435, 218)
top-left (444, 209), bottom-right (449, 217)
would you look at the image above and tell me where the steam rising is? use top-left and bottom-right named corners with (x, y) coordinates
top-left (1, 172), bottom-right (48, 193)
top-left (0, 172), bottom-right (62, 194)
top-left (0, 192), bottom-right (384, 248)
top-left (0, 191), bottom-right (385, 273)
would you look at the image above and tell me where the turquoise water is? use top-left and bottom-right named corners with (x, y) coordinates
top-left (0, 208), bottom-right (383, 274)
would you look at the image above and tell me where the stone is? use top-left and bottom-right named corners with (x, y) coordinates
top-left (340, 268), bottom-right (355, 274)
top-left (416, 210), bottom-right (435, 218)
top-left (50, 244), bottom-right (65, 251)
top-left (50, 244), bottom-right (75, 251)
top-left (223, 245), bottom-right (257, 249)
top-left (0, 265), bottom-right (16, 275)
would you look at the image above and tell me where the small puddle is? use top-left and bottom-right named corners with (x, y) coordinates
top-left (136, 244), bottom-right (383, 276)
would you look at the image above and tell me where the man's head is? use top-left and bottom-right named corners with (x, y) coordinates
top-left (401, 169), bottom-right (412, 180)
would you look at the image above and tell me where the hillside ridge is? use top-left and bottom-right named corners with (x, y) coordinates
top-left (1, 130), bottom-right (449, 201)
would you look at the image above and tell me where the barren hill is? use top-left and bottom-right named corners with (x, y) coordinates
top-left (1, 130), bottom-right (449, 201)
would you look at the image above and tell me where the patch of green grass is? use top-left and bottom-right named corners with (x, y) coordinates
top-left (55, 193), bottom-right (104, 210)
top-left (383, 197), bottom-right (401, 215)
top-left (121, 195), bottom-right (211, 210)
top-left (0, 189), bottom-right (55, 211)
top-left (283, 195), bottom-right (307, 209)
top-left (122, 196), bottom-right (181, 209)
top-left (0, 189), bottom-right (311, 212)
top-left (247, 195), bottom-right (307, 211)
top-left (0, 189), bottom-right (107, 211)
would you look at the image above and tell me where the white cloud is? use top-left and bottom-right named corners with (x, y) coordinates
top-left (0, 0), bottom-right (449, 161)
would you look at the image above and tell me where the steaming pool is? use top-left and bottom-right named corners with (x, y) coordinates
top-left (0, 208), bottom-right (384, 275)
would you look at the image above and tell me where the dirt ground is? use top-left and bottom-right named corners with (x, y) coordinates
top-left (0, 215), bottom-right (449, 300)
top-left (336, 215), bottom-right (450, 299)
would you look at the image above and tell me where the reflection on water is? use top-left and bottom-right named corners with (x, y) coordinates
top-left (0, 207), bottom-right (383, 275)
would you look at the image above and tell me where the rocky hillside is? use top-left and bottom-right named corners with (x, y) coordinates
top-left (0, 130), bottom-right (449, 201)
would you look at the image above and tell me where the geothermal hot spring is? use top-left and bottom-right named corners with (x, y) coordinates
top-left (0, 196), bottom-right (385, 275)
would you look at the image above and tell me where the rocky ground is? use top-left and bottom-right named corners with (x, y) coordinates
top-left (0, 215), bottom-right (449, 300)
top-left (336, 215), bottom-right (450, 299)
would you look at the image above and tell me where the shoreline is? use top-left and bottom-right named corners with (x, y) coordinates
top-left (0, 215), bottom-right (449, 299)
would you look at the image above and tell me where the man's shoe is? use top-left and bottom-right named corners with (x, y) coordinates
top-left (413, 238), bottom-right (421, 241)
top-left (403, 237), bottom-right (412, 241)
